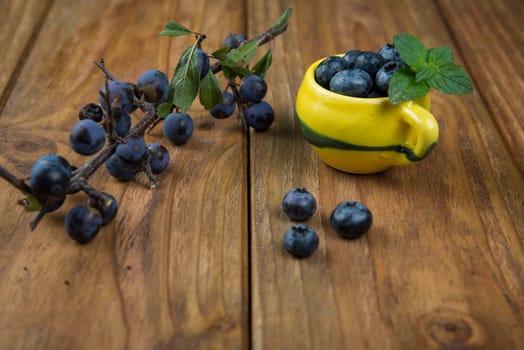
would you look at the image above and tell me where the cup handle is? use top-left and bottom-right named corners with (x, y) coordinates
top-left (398, 101), bottom-right (439, 161)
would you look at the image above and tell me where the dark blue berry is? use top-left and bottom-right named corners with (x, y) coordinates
top-left (375, 60), bottom-right (405, 95)
top-left (330, 201), bottom-right (373, 239)
top-left (79, 103), bottom-right (103, 122)
top-left (65, 205), bottom-right (102, 244)
top-left (314, 56), bottom-right (347, 89)
top-left (69, 119), bottom-right (106, 155)
top-left (147, 143), bottom-right (170, 174)
top-left (343, 50), bottom-right (362, 68)
top-left (209, 91), bottom-right (236, 119)
top-left (244, 101), bottom-right (274, 132)
top-left (239, 75), bottom-right (267, 103)
top-left (113, 109), bottom-right (132, 137)
top-left (87, 192), bottom-right (118, 225)
top-left (136, 69), bottom-right (169, 105)
top-left (281, 188), bottom-right (317, 221)
top-left (105, 154), bottom-right (136, 181)
top-left (29, 154), bottom-right (71, 200)
top-left (329, 69), bottom-right (373, 97)
top-left (378, 44), bottom-right (400, 61)
top-left (98, 80), bottom-right (136, 113)
top-left (115, 135), bottom-right (149, 169)
top-left (163, 112), bottom-right (194, 145)
top-left (283, 224), bottom-right (319, 258)
top-left (223, 33), bottom-right (247, 49)
top-left (353, 51), bottom-right (386, 77)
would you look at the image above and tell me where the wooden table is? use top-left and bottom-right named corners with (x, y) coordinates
top-left (0, 0), bottom-right (522, 349)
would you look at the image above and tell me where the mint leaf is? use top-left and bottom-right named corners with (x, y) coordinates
top-left (393, 34), bottom-right (428, 71)
top-left (252, 49), bottom-right (272, 78)
top-left (427, 46), bottom-right (453, 65)
top-left (199, 71), bottom-right (223, 110)
top-left (388, 67), bottom-right (430, 105)
top-left (171, 44), bottom-right (200, 112)
top-left (156, 102), bottom-right (173, 118)
top-left (272, 8), bottom-right (293, 31)
top-left (427, 63), bottom-right (473, 94)
top-left (415, 67), bottom-right (436, 83)
top-left (160, 21), bottom-right (192, 36)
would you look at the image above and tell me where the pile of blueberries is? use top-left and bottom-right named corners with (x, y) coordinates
top-left (314, 44), bottom-right (405, 98)
top-left (280, 188), bottom-right (373, 258)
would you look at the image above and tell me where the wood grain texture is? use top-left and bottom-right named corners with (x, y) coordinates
top-left (0, 0), bottom-right (248, 349)
top-left (0, 0), bottom-right (54, 108)
top-left (248, 0), bottom-right (524, 349)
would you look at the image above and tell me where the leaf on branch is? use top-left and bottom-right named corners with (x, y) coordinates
top-left (272, 8), bottom-right (293, 31)
top-left (227, 39), bottom-right (261, 67)
top-left (156, 102), bottom-right (173, 118)
top-left (159, 21), bottom-right (193, 36)
top-left (171, 44), bottom-right (200, 112)
top-left (393, 33), bottom-right (428, 72)
top-left (199, 71), bottom-right (223, 110)
top-left (252, 49), bottom-right (272, 78)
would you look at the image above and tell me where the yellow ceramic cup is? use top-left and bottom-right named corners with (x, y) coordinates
top-left (296, 56), bottom-right (439, 174)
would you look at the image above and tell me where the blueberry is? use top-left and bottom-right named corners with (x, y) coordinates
top-left (283, 224), bottom-right (319, 258)
top-left (65, 205), bottom-right (103, 244)
top-left (223, 33), bottom-right (247, 49)
top-left (343, 50), bottom-right (362, 68)
top-left (244, 101), bottom-right (274, 132)
top-left (147, 143), bottom-right (170, 174)
top-left (281, 188), bottom-right (317, 221)
top-left (330, 201), bottom-right (373, 239)
top-left (136, 69), bottom-right (169, 105)
top-left (163, 112), bottom-right (194, 145)
top-left (112, 109), bottom-right (132, 137)
top-left (29, 154), bottom-right (71, 200)
top-left (314, 56), bottom-right (347, 89)
top-left (69, 119), bottom-right (106, 155)
top-left (115, 135), bottom-right (149, 168)
top-left (79, 103), bottom-right (103, 122)
top-left (98, 80), bottom-right (136, 113)
top-left (239, 75), bottom-right (267, 103)
top-left (105, 154), bottom-right (136, 181)
top-left (375, 60), bottom-right (405, 95)
top-left (209, 91), bottom-right (236, 119)
top-left (353, 51), bottom-right (386, 77)
top-left (180, 48), bottom-right (210, 79)
top-left (329, 69), bottom-right (373, 97)
top-left (378, 44), bottom-right (400, 61)
top-left (87, 192), bottom-right (118, 225)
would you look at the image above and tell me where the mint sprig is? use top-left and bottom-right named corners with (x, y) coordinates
top-left (388, 34), bottom-right (473, 105)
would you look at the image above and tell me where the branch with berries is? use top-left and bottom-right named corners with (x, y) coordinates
top-left (0, 8), bottom-right (293, 244)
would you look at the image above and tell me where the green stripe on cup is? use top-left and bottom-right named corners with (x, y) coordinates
top-left (296, 115), bottom-right (435, 162)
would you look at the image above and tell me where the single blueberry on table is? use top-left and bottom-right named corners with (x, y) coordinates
top-left (330, 201), bottom-right (373, 239)
top-left (244, 101), bottom-right (274, 132)
top-left (314, 56), bottom-right (347, 89)
top-left (281, 188), bottom-right (317, 221)
top-left (239, 75), bottom-right (267, 103)
top-left (65, 205), bottom-right (103, 244)
top-left (353, 51), bottom-right (386, 77)
top-left (283, 224), bottom-right (319, 259)
top-left (163, 112), bottom-right (194, 145)
top-left (69, 119), bottom-right (106, 156)
top-left (329, 69), bottom-right (373, 97)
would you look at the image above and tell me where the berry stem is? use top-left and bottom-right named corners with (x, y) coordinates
top-left (0, 165), bottom-right (32, 195)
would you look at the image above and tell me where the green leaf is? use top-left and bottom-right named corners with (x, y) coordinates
top-left (227, 39), bottom-right (261, 67)
top-left (156, 102), bottom-right (173, 118)
top-left (416, 67), bottom-right (437, 83)
top-left (199, 71), bottom-right (223, 110)
top-left (427, 46), bottom-right (454, 65)
top-left (222, 64), bottom-right (252, 79)
top-left (427, 63), bottom-right (473, 94)
top-left (252, 49), bottom-right (272, 78)
top-left (388, 67), bottom-right (430, 105)
top-left (212, 46), bottom-right (231, 59)
top-left (171, 44), bottom-right (200, 112)
top-left (159, 21), bottom-right (193, 36)
top-left (272, 8), bottom-right (293, 30)
top-left (393, 34), bottom-right (428, 71)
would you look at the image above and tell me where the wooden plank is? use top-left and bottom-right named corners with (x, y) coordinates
top-left (0, 0), bottom-right (53, 108)
top-left (248, 0), bottom-right (524, 349)
top-left (0, 1), bottom-right (248, 349)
